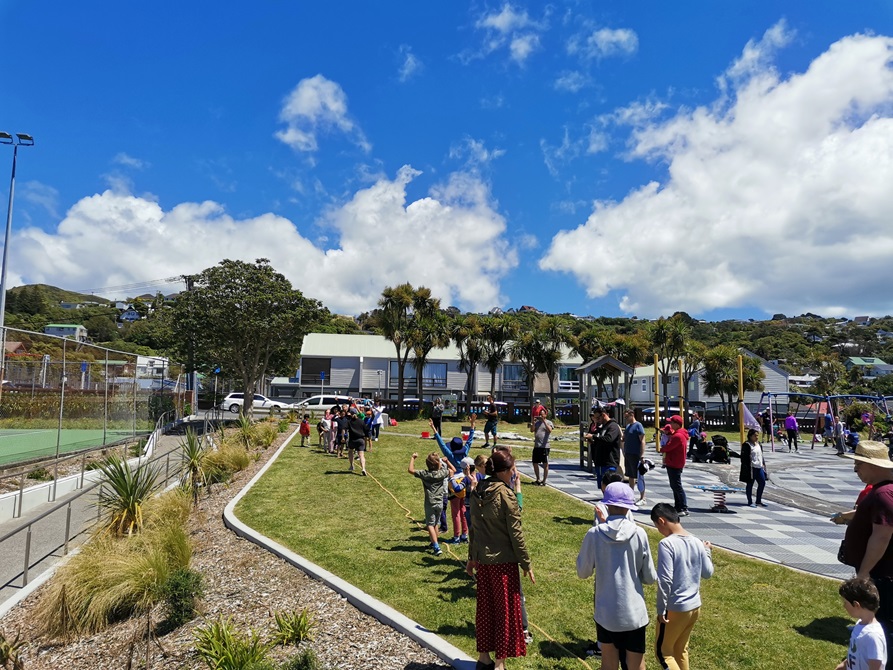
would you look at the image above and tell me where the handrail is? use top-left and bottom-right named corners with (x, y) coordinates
top-left (0, 446), bottom-right (177, 545)
top-left (0, 444), bottom-right (185, 589)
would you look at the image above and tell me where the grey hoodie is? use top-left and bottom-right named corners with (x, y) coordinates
top-left (576, 515), bottom-right (656, 632)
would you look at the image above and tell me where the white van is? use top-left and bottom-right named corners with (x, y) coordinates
top-left (292, 395), bottom-right (353, 415)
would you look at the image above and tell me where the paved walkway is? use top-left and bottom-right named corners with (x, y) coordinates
top-left (515, 441), bottom-right (862, 581)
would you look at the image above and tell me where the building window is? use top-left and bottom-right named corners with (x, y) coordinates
top-left (502, 364), bottom-right (527, 391)
top-left (423, 363), bottom-right (447, 388)
top-left (301, 358), bottom-right (331, 384)
top-left (389, 361), bottom-right (416, 386)
top-left (559, 365), bottom-right (576, 382)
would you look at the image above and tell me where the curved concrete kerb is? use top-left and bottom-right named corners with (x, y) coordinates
top-left (223, 427), bottom-right (474, 670)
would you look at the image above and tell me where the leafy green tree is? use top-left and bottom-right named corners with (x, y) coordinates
top-left (612, 332), bottom-right (650, 406)
top-left (84, 315), bottom-right (119, 343)
top-left (171, 259), bottom-right (325, 414)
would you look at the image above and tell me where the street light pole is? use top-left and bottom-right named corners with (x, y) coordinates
top-left (0, 132), bottom-right (34, 401)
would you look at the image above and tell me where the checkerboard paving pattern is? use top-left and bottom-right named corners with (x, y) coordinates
top-left (519, 457), bottom-right (854, 580)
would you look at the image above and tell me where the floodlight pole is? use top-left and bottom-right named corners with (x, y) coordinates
top-left (0, 133), bottom-right (34, 403)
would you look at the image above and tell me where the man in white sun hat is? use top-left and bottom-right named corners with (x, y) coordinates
top-left (841, 441), bottom-right (893, 667)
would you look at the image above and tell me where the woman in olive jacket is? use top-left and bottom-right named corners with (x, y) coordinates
top-left (467, 450), bottom-right (535, 670)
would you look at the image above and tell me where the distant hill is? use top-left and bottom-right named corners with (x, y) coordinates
top-left (8, 284), bottom-right (112, 306)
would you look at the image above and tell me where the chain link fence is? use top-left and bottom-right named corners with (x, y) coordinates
top-left (0, 326), bottom-right (186, 465)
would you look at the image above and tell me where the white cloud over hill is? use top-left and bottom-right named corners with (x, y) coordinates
top-left (13, 167), bottom-right (516, 314)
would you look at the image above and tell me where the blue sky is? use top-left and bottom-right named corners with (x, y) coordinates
top-left (2, 2), bottom-right (893, 319)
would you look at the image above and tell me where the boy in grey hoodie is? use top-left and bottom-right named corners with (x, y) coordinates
top-left (577, 482), bottom-right (656, 670)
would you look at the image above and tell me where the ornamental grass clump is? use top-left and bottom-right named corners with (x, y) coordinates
top-left (272, 609), bottom-right (315, 645)
top-left (252, 422), bottom-right (279, 449)
top-left (194, 616), bottom-right (270, 670)
top-left (37, 490), bottom-right (193, 640)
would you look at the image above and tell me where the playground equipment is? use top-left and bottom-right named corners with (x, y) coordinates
top-left (756, 392), bottom-right (892, 452)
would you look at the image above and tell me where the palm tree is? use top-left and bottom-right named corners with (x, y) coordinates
top-left (409, 309), bottom-right (449, 401)
top-left (702, 345), bottom-right (738, 424)
top-left (379, 283), bottom-right (437, 409)
top-left (509, 331), bottom-right (544, 410)
top-left (612, 332), bottom-right (650, 406)
top-left (677, 340), bottom-right (708, 413)
top-left (648, 316), bottom-right (690, 409)
top-left (537, 316), bottom-right (572, 417)
top-left (452, 315), bottom-right (485, 407)
top-left (482, 315), bottom-right (519, 398)
top-left (571, 326), bottom-right (610, 401)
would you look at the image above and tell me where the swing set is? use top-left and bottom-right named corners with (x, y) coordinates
top-left (756, 391), bottom-right (892, 452)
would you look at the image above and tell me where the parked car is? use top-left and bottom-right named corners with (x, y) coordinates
top-left (219, 393), bottom-right (294, 414)
top-left (292, 395), bottom-right (354, 415)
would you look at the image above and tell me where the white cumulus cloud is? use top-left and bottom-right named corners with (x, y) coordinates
top-left (275, 74), bottom-right (370, 154)
top-left (112, 152), bottom-right (149, 170)
top-left (540, 29), bottom-right (893, 318)
top-left (12, 167), bottom-right (515, 314)
top-left (398, 45), bottom-right (423, 82)
top-left (466, 4), bottom-right (547, 65)
top-left (568, 27), bottom-right (638, 60)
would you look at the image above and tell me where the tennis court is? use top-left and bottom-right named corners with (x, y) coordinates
top-left (0, 428), bottom-right (143, 467)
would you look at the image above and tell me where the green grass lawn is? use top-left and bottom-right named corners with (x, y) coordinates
top-left (236, 430), bottom-right (849, 669)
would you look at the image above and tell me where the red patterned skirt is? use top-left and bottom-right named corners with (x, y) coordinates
top-left (475, 562), bottom-right (527, 659)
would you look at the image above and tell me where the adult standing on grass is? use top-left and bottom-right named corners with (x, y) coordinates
top-left (532, 407), bottom-right (554, 487)
top-left (346, 408), bottom-right (368, 476)
top-left (663, 416), bottom-right (690, 517)
top-left (590, 406), bottom-right (622, 487)
top-left (432, 396), bottom-right (445, 436)
top-left (785, 411), bottom-right (799, 453)
top-left (467, 449), bottom-right (534, 670)
top-left (371, 398), bottom-right (384, 442)
top-left (841, 441), bottom-right (893, 667)
top-left (623, 410), bottom-right (646, 491)
top-left (483, 394), bottom-right (500, 449)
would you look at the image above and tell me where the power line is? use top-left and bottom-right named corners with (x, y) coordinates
top-left (77, 276), bottom-right (185, 295)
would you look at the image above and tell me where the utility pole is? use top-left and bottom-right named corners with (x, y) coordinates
top-left (183, 274), bottom-right (196, 413)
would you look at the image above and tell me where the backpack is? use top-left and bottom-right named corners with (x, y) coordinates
top-left (448, 473), bottom-right (467, 498)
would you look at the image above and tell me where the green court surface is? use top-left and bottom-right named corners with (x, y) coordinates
top-left (0, 429), bottom-right (142, 467)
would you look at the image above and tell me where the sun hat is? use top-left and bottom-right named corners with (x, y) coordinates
top-left (843, 441), bottom-right (893, 468)
top-left (601, 482), bottom-right (637, 510)
top-left (669, 414), bottom-right (684, 425)
top-left (449, 436), bottom-right (465, 452)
